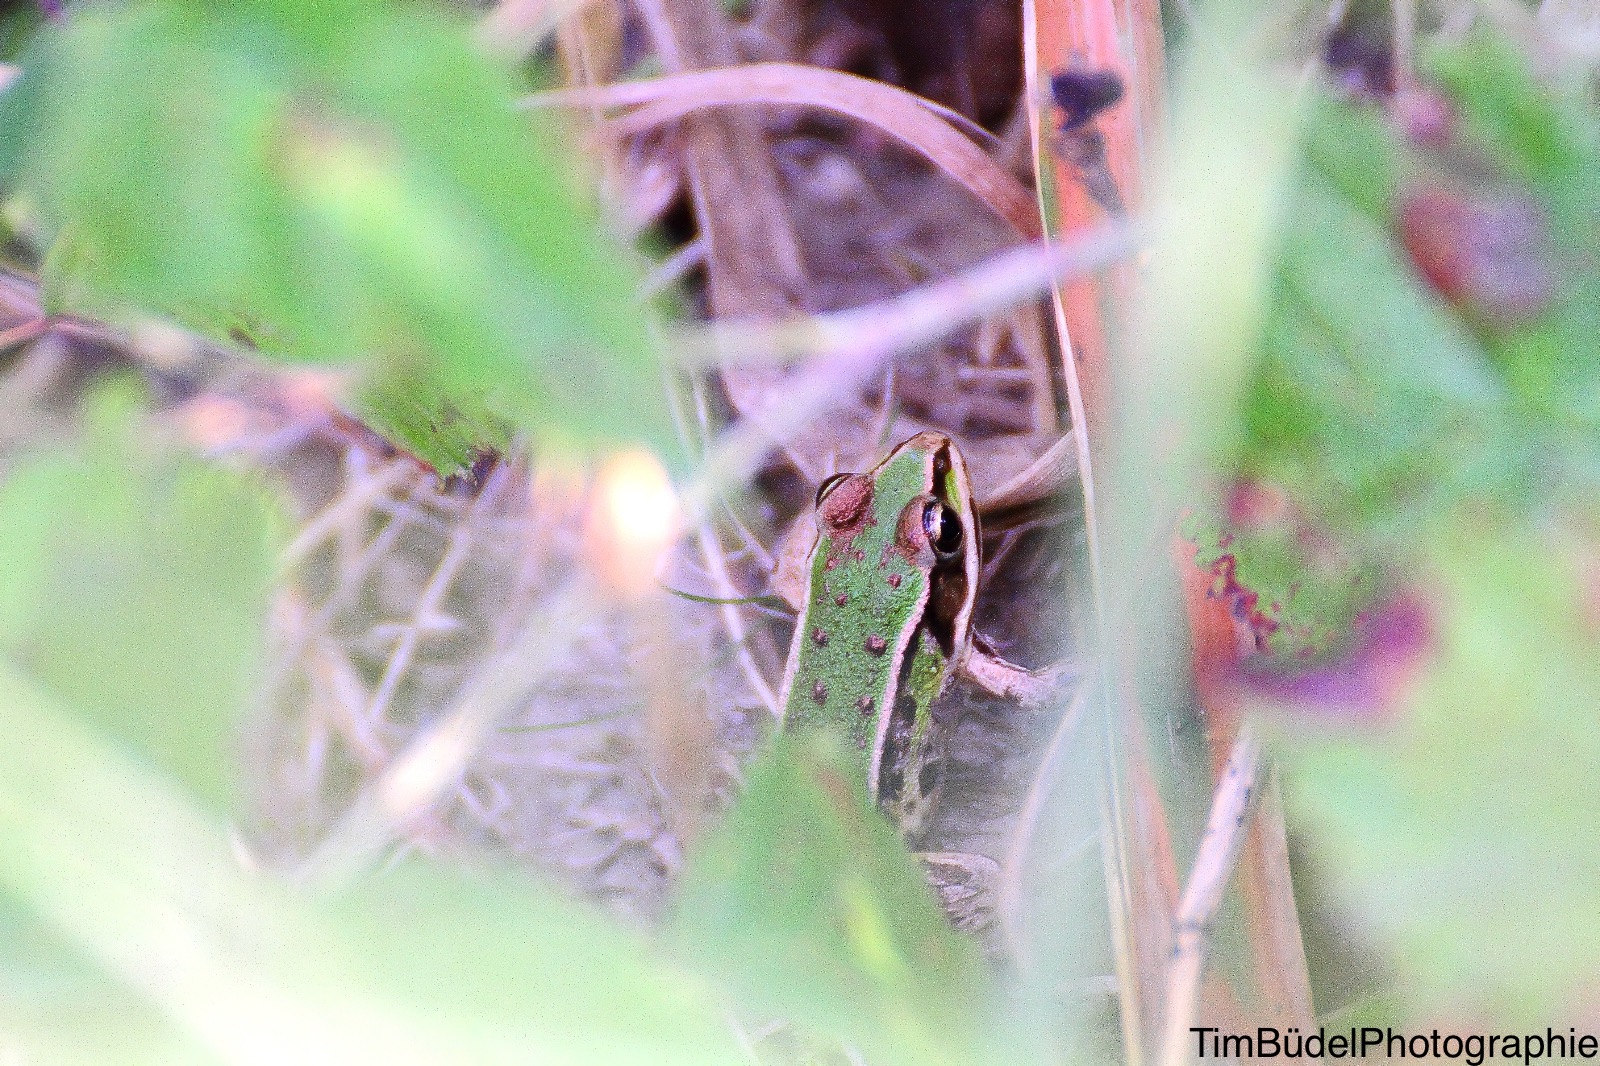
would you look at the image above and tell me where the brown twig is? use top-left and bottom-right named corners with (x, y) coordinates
top-left (362, 464), bottom-right (514, 730)
top-left (1239, 770), bottom-right (1317, 1036)
top-left (1157, 727), bottom-right (1263, 1066)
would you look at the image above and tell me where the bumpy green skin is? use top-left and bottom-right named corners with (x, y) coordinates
top-left (778, 433), bottom-right (976, 838)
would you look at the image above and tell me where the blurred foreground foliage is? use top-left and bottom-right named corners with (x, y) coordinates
top-left (0, 0), bottom-right (674, 472)
top-left (0, 390), bottom-right (1005, 1062)
top-left (1204, 29), bottom-right (1600, 654)
top-left (0, 390), bottom-right (731, 1063)
top-left (675, 734), bottom-right (1022, 1066)
top-left (0, 1), bottom-right (1007, 1061)
top-left (1189, 30), bottom-right (1600, 1020)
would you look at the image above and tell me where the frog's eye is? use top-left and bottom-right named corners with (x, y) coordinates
top-left (815, 473), bottom-right (852, 508)
top-left (922, 500), bottom-right (963, 560)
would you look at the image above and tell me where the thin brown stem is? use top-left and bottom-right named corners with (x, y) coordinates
top-left (1157, 727), bottom-right (1264, 1066)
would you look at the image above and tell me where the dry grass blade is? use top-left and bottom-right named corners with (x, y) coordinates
top-left (1240, 771), bottom-right (1316, 1035)
top-left (1028, 0), bottom-right (1163, 446)
top-left (693, 522), bottom-right (778, 716)
top-left (523, 62), bottom-right (1042, 240)
top-left (1157, 727), bottom-right (1262, 1066)
top-left (980, 433), bottom-right (1078, 526)
top-left (631, 0), bottom-right (806, 322)
top-left (1020, 0), bottom-right (1107, 647)
top-left (1023, 0), bottom-right (1176, 1055)
top-left (697, 225), bottom-right (1135, 371)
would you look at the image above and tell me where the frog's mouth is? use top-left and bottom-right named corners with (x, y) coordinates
top-left (925, 562), bottom-right (968, 657)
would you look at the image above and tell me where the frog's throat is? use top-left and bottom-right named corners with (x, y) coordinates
top-left (871, 623), bottom-right (949, 823)
top-left (866, 590), bottom-right (936, 804)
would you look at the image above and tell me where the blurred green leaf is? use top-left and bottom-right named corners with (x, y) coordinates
top-left (1269, 525), bottom-right (1600, 1019)
top-left (0, 382), bottom-right (282, 809)
top-left (1424, 33), bottom-right (1600, 430)
top-left (674, 733), bottom-right (1014, 1066)
top-left (1200, 149), bottom-right (1507, 651)
top-left (0, 383), bottom-right (739, 1065)
top-left (1204, 31), bottom-right (1600, 651)
top-left (0, 897), bottom-right (212, 1066)
top-left (328, 864), bottom-right (745, 1064)
top-left (1425, 34), bottom-right (1600, 235)
top-left (0, 661), bottom-right (745, 1065)
top-left (1298, 93), bottom-right (1402, 223)
top-left (1263, 172), bottom-right (1502, 533)
top-left (1183, 24), bottom-right (1600, 1021)
top-left (0, 0), bottom-right (673, 472)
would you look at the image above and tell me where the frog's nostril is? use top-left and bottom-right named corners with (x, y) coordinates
top-left (922, 500), bottom-right (963, 559)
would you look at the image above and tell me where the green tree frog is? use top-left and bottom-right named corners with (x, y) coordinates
top-left (775, 432), bottom-right (1067, 855)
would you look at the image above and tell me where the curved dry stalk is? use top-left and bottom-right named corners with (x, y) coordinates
top-left (694, 522), bottom-right (778, 717)
top-left (523, 62), bottom-right (1042, 239)
top-left (980, 432), bottom-right (1079, 526)
top-left (1157, 727), bottom-right (1263, 1066)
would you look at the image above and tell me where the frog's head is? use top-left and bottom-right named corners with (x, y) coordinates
top-left (808, 432), bottom-right (977, 654)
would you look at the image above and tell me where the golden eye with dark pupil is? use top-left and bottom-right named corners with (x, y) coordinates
top-left (922, 500), bottom-right (962, 559)
top-left (815, 472), bottom-right (852, 508)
